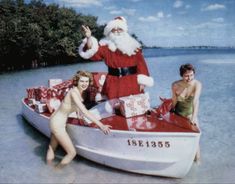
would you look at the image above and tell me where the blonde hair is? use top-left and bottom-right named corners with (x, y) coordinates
top-left (72, 71), bottom-right (93, 86)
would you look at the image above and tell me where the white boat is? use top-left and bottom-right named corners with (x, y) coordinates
top-left (22, 96), bottom-right (200, 178)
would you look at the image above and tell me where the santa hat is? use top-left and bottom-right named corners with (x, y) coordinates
top-left (104, 16), bottom-right (128, 36)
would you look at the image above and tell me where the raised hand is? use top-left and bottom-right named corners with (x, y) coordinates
top-left (82, 25), bottom-right (92, 38)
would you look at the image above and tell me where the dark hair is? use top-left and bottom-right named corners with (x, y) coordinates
top-left (179, 63), bottom-right (195, 77)
top-left (72, 71), bottom-right (93, 86)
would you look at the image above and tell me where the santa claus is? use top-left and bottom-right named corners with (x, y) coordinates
top-left (79, 16), bottom-right (154, 99)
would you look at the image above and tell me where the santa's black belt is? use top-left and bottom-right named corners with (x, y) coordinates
top-left (108, 66), bottom-right (137, 77)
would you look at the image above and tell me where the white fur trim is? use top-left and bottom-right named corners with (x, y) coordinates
top-left (104, 19), bottom-right (128, 36)
top-left (78, 36), bottom-right (98, 59)
top-left (137, 74), bottom-right (154, 87)
top-left (99, 38), bottom-right (117, 52)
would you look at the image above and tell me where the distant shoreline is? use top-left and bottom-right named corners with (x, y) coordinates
top-left (144, 46), bottom-right (235, 49)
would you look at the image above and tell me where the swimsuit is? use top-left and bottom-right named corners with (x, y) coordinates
top-left (174, 96), bottom-right (194, 118)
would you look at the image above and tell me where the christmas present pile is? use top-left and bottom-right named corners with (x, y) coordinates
top-left (119, 93), bottom-right (150, 118)
top-left (26, 79), bottom-right (72, 113)
top-left (51, 79), bottom-right (73, 101)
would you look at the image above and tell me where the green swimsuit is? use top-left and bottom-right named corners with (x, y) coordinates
top-left (174, 96), bottom-right (194, 118)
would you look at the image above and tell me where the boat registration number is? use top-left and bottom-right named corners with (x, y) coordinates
top-left (127, 139), bottom-right (170, 148)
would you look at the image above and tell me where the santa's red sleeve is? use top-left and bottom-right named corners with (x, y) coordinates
top-left (78, 36), bottom-right (103, 60)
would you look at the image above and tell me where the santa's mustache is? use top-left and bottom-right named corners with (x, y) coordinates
top-left (107, 32), bottom-right (141, 56)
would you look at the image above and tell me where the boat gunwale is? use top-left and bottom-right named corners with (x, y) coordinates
top-left (22, 98), bottom-right (200, 136)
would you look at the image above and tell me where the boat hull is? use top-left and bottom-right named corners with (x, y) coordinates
top-left (21, 99), bottom-right (200, 178)
top-left (67, 124), bottom-right (200, 178)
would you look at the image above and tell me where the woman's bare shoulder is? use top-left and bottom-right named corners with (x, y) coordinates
top-left (172, 80), bottom-right (182, 88)
top-left (194, 80), bottom-right (202, 87)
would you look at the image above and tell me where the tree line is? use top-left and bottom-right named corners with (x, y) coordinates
top-left (0, 0), bottom-right (105, 73)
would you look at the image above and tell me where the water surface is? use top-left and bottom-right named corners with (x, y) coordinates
top-left (0, 49), bottom-right (235, 183)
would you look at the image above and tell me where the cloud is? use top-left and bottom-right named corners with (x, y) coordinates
top-left (109, 8), bottom-right (136, 16)
top-left (58, 0), bottom-right (102, 7)
top-left (138, 16), bottom-right (159, 22)
top-left (138, 11), bottom-right (165, 22)
top-left (110, 10), bottom-right (123, 15)
top-left (185, 5), bottom-right (191, 9)
top-left (122, 8), bottom-right (136, 16)
top-left (104, 6), bottom-right (116, 10)
top-left (193, 22), bottom-right (225, 29)
top-left (157, 11), bottom-right (164, 18)
top-left (173, 0), bottom-right (183, 8)
top-left (177, 26), bottom-right (184, 31)
top-left (212, 17), bottom-right (224, 23)
top-left (201, 4), bottom-right (226, 11)
top-left (166, 14), bottom-right (172, 18)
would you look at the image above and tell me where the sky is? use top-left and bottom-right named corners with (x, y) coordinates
top-left (36, 0), bottom-right (235, 47)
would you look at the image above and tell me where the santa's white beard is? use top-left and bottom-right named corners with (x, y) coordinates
top-left (107, 32), bottom-right (141, 56)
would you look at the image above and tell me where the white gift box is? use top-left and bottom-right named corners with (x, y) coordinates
top-left (35, 103), bottom-right (47, 113)
top-left (28, 98), bottom-right (36, 106)
top-left (119, 93), bottom-right (150, 118)
top-left (48, 79), bottom-right (63, 88)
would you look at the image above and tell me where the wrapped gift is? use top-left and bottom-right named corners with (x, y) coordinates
top-left (48, 79), bottom-right (63, 88)
top-left (47, 88), bottom-right (58, 99)
top-left (28, 98), bottom-right (36, 106)
top-left (155, 97), bottom-right (173, 116)
top-left (126, 116), bottom-right (156, 131)
top-left (119, 93), bottom-right (150, 118)
top-left (35, 86), bottom-right (48, 103)
top-left (35, 102), bottom-right (47, 113)
top-left (52, 80), bottom-right (73, 100)
top-left (26, 88), bottom-right (36, 99)
top-left (92, 72), bottom-right (107, 92)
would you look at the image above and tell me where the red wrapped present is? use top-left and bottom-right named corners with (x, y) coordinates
top-left (35, 86), bottom-right (48, 103)
top-left (26, 88), bottom-right (36, 99)
top-left (119, 93), bottom-right (150, 118)
top-left (155, 97), bottom-right (173, 117)
top-left (92, 72), bottom-right (107, 92)
top-left (52, 80), bottom-right (73, 100)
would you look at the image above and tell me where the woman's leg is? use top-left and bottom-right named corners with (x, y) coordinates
top-left (53, 130), bottom-right (76, 167)
top-left (46, 134), bottom-right (59, 165)
top-left (194, 146), bottom-right (201, 164)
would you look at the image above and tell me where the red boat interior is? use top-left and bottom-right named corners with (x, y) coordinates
top-left (24, 98), bottom-right (200, 133)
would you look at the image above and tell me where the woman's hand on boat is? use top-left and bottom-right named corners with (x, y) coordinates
top-left (99, 124), bottom-right (112, 135)
top-left (82, 25), bottom-right (92, 38)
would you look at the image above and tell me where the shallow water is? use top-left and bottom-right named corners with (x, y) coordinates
top-left (0, 50), bottom-right (235, 183)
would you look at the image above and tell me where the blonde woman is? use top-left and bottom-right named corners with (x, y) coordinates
top-left (46, 71), bottom-right (111, 168)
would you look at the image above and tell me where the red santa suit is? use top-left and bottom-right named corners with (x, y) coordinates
top-left (79, 17), bottom-right (154, 99)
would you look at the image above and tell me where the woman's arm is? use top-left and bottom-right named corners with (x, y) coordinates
top-left (191, 81), bottom-right (202, 125)
top-left (171, 83), bottom-right (178, 108)
top-left (71, 90), bottom-right (111, 134)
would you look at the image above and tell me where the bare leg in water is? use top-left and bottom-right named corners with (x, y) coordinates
top-left (194, 146), bottom-right (201, 164)
top-left (52, 130), bottom-right (77, 168)
top-left (46, 134), bottom-right (59, 165)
